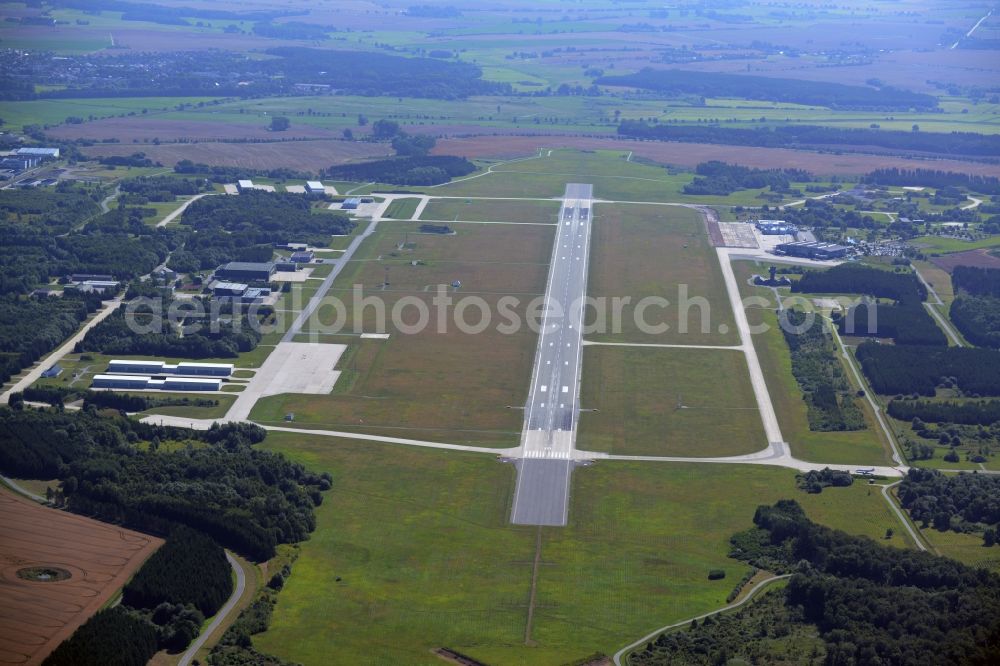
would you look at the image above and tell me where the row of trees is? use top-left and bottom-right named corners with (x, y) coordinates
top-left (618, 120), bottom-right (1000, 158)
top-left (683, 160), bottom-right (812, 195)
top-left (598, 68), bottom-right (938, 110)
top-left (325, 155), bottom-right (476, 185)
top-left (889, 398), bottom-right (1000, 426)
top-left (862, 168), bottom-right (1000, 195)
top-left (782, 309), bottom-right (865, 431)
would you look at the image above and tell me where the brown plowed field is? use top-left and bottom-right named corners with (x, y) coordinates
top-left (0, 490), bottom-right (162, 666)
top-left (431, 135), bottom-right (1000, 177)
top-left (47, 118), bottom-right (349, 142)
top-left (930, 248), bottom-right (1000, 272)
top-left (80, 140), bottom-right (393, 170)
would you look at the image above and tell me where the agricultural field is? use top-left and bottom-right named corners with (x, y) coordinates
top-left (0, 489), bottom-right (163, 665)
top-left (253, 431), bottom-right (916, 666)
top-left (578, 345), bottom-right (765, 457)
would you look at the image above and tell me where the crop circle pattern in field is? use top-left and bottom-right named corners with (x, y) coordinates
top-left (15, 566), bottom-right (73, 583)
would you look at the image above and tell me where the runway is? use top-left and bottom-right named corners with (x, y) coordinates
top-left (510, 183), bottom-right (593, 526)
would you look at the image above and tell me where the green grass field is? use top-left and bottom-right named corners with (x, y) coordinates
top-left (420, 198), bottom-right (562, 224)
top-left (578, 345), bottom-right (765, 457)
top-left (0, 96), bottom-right (223, 132)
top-left (253, 432), bottom-right (916, 665)
top-left (383, 197), bottom-right (422, 220)
top-left (587, 203), bottom-right (739, 346)
top-left (910, 235), bottom-right (1000, 254)
top-left (252, 220), bottom-right (555, 446)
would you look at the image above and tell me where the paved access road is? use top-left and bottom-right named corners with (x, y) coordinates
top-left (510, 183), bottom-right (593, 526)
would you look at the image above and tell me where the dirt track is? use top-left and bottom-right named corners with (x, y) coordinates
top-left (0, 490), bottom-right (162, 666)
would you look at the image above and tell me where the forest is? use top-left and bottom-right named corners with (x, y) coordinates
top-left (0, 409), bottom-right (329, 560)
top-left (77, 298), bottom-right (265, 359)
top-left (898, 468), bottom-right (1000, 546)
top-left (835, 300), bottom-right (947, 346)
top-left (119, 175), bottom-right (210, 204)
top-left (0, 184), bottom-right (102, 234)
top-left (0, 291), bottom-right (104, 385)
top-left (617, 120), bottom-right (1000, 158)
top-left (950, 295), bottom-right (1000, 348)
top-left (953, 266), bottom-right (1000, 298)
top-left (682, 160), bottom-right (812, 195)
top-left (862, 168), bottom-right (1000, 195)
top-left (754, 199), bottom-right (879, 231)
top-left (855, 343), bottom-right (1000, 396)
top-left (45, 527), bottom-right (235, 666)
top-left (598, 68), bottom-right (937, 110)
top-left (324, 155), bottom-right (476, 185)
top-left (781, 309), bottom-right (865, 431)
top-left (180, 190), bottom-right (354, 246)
top-left (792, 264), bottom-right (925, 303)
top-left (889, 398), bottom-right (1000, 426)
top-left (638, 500), bottom-right (1000, 664)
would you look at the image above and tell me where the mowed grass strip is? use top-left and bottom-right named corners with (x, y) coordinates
top-left (254, 433), bottom-right (916, 666)
top-left (732, 261), bottom-right (894, 466)
top-left (587, 203), bottom-right (739, 346)
top-left (383, 197), bottom-right (422, 220)
top-left (420, 197), bottom-right (562, 224)
top-left (578, 345), bottom-right (765, 457)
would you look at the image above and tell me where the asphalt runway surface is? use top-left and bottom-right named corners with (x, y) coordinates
top-left (510, 183), bottom-right (593, 526)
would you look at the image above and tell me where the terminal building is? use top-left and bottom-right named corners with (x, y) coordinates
top-left (776, 241), bottom-right (850, 260)
top-left (215, 262), bottom-right (276, 283)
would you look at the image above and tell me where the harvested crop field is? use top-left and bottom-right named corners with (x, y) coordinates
top-left (80, 140), bottom-right (392, 171)
top-left (47, 118), bottom-right (347, 142)
top-left (930, 248), bottom-right (1000, 272)
top-left (0, 490), bottom-right (162, 666)
top-left (431, 135), bottom-right (1000, 177)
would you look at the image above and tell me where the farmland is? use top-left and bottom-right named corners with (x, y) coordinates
top-left (0, 489), bottom-right (163, 665)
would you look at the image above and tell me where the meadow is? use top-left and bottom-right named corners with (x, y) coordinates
top-left (419, 198), bottom-right (562, 224)
top-left (577, 345), bottom-right (765, 457)
top-left (253, 432), bottom-right (917, 665)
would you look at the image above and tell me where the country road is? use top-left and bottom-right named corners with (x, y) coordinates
top-left (177, 551), bottom-right (247, 666)
top-left (157, 192), bottom-right (214, 227)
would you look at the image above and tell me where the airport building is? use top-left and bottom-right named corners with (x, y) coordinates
top-left (92, 374), bottom-right (153, 390)
top-left (106, 359), bottom-right (234, 377)
top-left (776, 241), bottom-right (850, 260)
top-left (212, 281), bottom-right (249, 297)
top-left (162, 377), bottom-right (223, 391)
top-left (290, 250), bottom-right (314, 263)
top-left (306, 181), bottom-right (326, 194)
top-left (341, 197), bottom-right (361, 210)
top-left (215, 262), bottom-right (276, 283)
top-left (91, 374), bottom-right (221, 391)
top-left (756, 219), bottom-right (797, 235)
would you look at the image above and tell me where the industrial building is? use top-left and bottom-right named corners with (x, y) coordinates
top-left (776, 241), bottom-right (850, 260)
top-left (69, 280), bottom-right (119, 294)
top-left (106, 359), bottom-right (233, 377)
top-left (290, 250), bottom-right (314, 263)
top-left (15, 147), bottom-right (60, 159)
top-left (242, 287), bottom-right (271, 303)
top-left (756, 219), bottom-right (797, 235)
top-left (215, 262), bottom-right (276, 283)
top-left (237, 179), bottom-right (256, 192)
top-left (212, 281), bottom-right (249, 297)
top-left (275, 261), bottom-right (299, 272)
top-left (92, 374), bottom-right (153, 390)
top-left (91, 374), bottom-right (221, 391)
top-left (306, 181), bottom-right (326, 194)
top-left (341, 197), bottom-right (361, 210)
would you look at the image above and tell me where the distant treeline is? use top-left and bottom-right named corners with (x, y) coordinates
top-left (856, 343), bottom-right (1000, 396)
top-left (50, 0), bottom-right (296, 22)
top-left (0, 410), bottom-right (328, 560)
top-left (618, 121), bottom-right (1000, 158)
top-left (862, 168), bottom-right (1000, 195)
top-left (683, 160), bottom-right (812, 195)
top-left (598, 68), bottom-right (938, 110)
top-left (888, 399), bottom-right (1000, 426)
top-left (174, 160), bottom-right (314, 183)
top-left (325, 155), bottom-right (476, 185)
